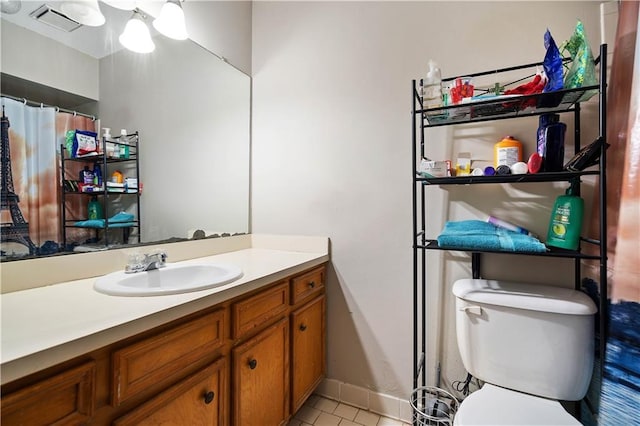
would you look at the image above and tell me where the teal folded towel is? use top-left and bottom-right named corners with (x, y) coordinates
top-left (109, 212), bottom-right (135, 223)
top-left (74, 212), bottom-right (135, 228)
top-left (437, 220), bottom-right (546, 253)
top-left (74, 219), bottom-right (104, 228)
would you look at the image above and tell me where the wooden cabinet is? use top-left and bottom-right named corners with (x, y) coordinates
top-left (231, 281), bottom-right (289, 339)
top-left (0, 264), bottom-right (326, 426)
top-left (232, 318), bottom-right (290, 426)
top-left (291, 295), bottom-right (326, 413)
top-left (1, 361), bottom-right (96, 425)
top-left (111, 309), bottom-right (225, 406)
top-left (113, 358), bottom-right (226, 426)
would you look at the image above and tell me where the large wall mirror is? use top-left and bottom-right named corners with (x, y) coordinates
top-left (1, 1), bottom-right (250, 260)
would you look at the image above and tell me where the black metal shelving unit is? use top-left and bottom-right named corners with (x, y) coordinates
top-left (60, 132), bottom-right (141, 249)
top-left (411, 45), bottom-right (608, 408)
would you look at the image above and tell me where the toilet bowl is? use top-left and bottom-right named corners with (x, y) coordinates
top-left (451, 278), bottom-right (597, 426)
top-left (453, 384), bottom-right (580, 425)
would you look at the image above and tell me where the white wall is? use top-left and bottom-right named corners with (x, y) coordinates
top-left (252, 1), bottom-right (602, 401)
top-left (98, 36), bottom-right (250, 242)
top-left (182, 1), bottom-right (252, 75)
top-left (1, 20), bottom-right (99, 100)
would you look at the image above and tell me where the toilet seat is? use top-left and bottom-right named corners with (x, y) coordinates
top-left (453, 384), bottom-right (581, 425)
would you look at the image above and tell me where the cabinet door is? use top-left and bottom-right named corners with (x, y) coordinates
top-left (113, 357), bottom-right (226, 426)
top-left (1, 361), bottom-right (96, 426)
top-left (291, 295), bottom-right (326, 413)
top-left (232, 317), bottom-right (289, 426)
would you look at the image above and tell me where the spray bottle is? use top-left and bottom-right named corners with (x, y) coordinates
top-left (546, 181), bottom-right (584, 250)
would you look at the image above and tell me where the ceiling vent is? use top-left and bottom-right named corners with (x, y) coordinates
top-left (29, 4), bottom-right (82, 32)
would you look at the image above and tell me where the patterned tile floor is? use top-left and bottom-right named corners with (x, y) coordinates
top-left (289, 395), bottom-right (411, 426)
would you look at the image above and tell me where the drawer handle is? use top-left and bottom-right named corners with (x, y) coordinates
top-left (248, 359), bottom-right (258, 370)
top-left (299, 324), bottom-right (307, 331)
top-left (203, 391), bottom-right (215, 404)
top-left (308, 281), bottom-right (316, 288)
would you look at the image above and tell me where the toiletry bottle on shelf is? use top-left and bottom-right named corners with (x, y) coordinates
top-left (80, 166), bottom-right (94, 185)
top-left (546, 182), bottom-right (583, 250)
top-left (422, 60), bottom-right (443, 109)
top-left (87, 196), bottom-right (103, 220)
top-left (93, 162), bottom-right (103, 188)
top-left (536, 114), bottom-right (567, 172)
top-left (494, 136), bottom-right (523, 168)
top-left (103, 127), bottom-right (118, 158)
top-left (119, 129), bottom-right (130, 159)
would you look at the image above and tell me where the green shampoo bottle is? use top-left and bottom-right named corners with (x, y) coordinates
top-left (546, 183), bottom-right (584, 250)
top-left (88, 196), bottom-right (104, 220)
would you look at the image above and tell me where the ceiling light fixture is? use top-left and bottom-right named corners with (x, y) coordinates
top-left (152, 0), bottom-right (188, 41)
top-left (0, 0), bottom-right (22, 15)
top-left (119, 9), bottom-right (155, 53)
top-left (101, 0), bottom-right (136, 11)
top-left (60, 0), bottom-right (105, 27)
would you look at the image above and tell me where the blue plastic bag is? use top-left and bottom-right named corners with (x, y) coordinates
top-left (543, 29), bottom-right (563, 93)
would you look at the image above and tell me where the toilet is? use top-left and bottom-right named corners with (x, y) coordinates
top-left (451, 278), bottom-right (597, 425)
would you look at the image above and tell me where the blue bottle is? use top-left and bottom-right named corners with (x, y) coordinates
top-left (537, 114), bottom-right (566, 172)
top-left (93, 162), bottom-right (103, 187)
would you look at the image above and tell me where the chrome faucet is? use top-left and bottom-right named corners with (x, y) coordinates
top-left (125, 251), bottom-right (168, 273)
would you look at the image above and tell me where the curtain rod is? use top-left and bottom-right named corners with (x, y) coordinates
top-left (1, 94), bottom-right (97, 121)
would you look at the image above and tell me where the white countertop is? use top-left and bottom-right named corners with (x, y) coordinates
top-left (1, 235), bottom-right (329, 384)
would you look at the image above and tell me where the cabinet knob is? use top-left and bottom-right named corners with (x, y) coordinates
top-left (203, 391), bottom-right (215, 404)
top-left (299, 324), bottom-right (307, 331)
top-left (248, 359), bottom-right (258, 370)
top-left (308, 281), bottom-right (315, 288)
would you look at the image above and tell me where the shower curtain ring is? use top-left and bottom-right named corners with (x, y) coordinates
top-left (73, 111), bottom-right (77, 116)
top-left (40, 103), bottom-right (44, 109)
top-left (56, 107), bottom-right (60, 112)
top-left (91, 116), bottom-right (96, 121)
top-left (22, 98), bottom-right (27, 105)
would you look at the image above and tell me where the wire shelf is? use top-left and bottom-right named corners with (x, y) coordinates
top-left (410, 386), bottom-right (459, 426)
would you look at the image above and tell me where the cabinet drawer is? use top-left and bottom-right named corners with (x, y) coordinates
top-left (232, 281), bottom-right (289, 339)
top-left (291, 266), bottom-right (325, 305)
top-left (114, 357), bottom-right (226, 426)
top-left (1, 361), bottom-right (96, 426)
top-left (112, 309), bottom-right (225, 406)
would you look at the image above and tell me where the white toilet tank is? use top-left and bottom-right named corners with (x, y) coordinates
top-left (452, 279), bottom-right (597, 401)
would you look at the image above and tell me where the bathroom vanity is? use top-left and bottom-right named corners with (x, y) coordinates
top-left (0, 235), bottom-right (329, 425)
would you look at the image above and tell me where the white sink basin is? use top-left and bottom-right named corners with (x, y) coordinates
top-left (94, 263), bottom-right (243, 296)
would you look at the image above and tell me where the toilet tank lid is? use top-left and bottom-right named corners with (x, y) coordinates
top-left (452, 279), bottom-right (597, 315)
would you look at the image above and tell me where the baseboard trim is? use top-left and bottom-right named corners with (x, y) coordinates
top-left (314, 378), bottom-right (413, 423)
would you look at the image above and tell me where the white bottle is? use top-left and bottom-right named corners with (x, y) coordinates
top-left (102, 127), bottom-right (118, 158)
top-left (422, 60), bottom-right (443, 109)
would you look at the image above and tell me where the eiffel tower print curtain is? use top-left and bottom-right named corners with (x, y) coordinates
top-left (1, 97), bottom-right (96, 257)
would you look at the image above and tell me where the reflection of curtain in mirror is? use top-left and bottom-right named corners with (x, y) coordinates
top-left (2, 97), bottom-right (57, 253)
top-left (1, 97), bottom-right (96, 253)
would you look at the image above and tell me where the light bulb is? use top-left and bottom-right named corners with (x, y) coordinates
top-left (119, 11), bottom-right (155, 53)
top-left (60, 0), bottom-right (106, 27)
top-left (152, 0), bottom-right (188, 41)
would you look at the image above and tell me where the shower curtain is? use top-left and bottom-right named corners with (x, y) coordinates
top-left (1, 97), bottom-right (96, 256)
top-left (583, 2), bottom-right (640, 425)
